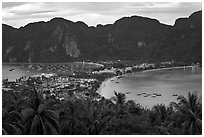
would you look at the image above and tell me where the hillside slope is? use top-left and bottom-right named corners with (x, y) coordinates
top-left (2, 10), bottom-right (202, 63)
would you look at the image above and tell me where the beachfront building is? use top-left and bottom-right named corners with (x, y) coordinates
top-left (125, 67), bottom-right (132, 73)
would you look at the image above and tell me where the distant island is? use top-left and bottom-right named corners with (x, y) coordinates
top-left (2, 10), bottom-right (202, 64)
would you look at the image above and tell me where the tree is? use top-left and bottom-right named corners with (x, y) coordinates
top-left (171, 92), bottom-right (202, 135)
top-left (111, 91), bottom-right (126, 116)
top-left (151, 104), bottom-right (168, 125)
top-left (148, 104), bottom-right (171, 134)
top-left (21, 88), bottom-right (59, 135)
top-left (101, 113), bottom-right (150, 135)
top-left (59, 99), bottom-right (90, 135)
top-left (2, 109), bottom-right (24, 135)
top-left (125, 100), bottom-right (142, 115)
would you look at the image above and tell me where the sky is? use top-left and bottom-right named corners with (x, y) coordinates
top-left (2, 2), bottom-right (202, 28)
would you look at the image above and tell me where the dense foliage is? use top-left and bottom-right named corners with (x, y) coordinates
top-left (2, 80), bottom-right (202, 135)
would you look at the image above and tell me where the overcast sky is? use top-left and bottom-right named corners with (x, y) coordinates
top-left (2, 2), bottom-right (202, 28)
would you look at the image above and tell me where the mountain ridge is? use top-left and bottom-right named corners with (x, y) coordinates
top-left (2, 10), bottom-right (202, 63)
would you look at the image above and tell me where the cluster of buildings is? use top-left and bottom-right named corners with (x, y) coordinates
top-left (4, 60), bottom-right (196, 103)
top-left (92, 60), bottom-right (181, 76)
top-left (32, 73), bottom-right (100, 101)
top-left (91, 62), bottom-right (157, 76)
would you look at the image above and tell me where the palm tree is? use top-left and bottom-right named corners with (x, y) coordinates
top-left (96, 91), bottom-right (128, 134)
top-left (59, 99), bottom-right (89, 135)
top-left (125, 100), bottom-right (142, 115)
top-left (112, 91), bottom-right (126, 106)
top-left (101, 113), bottom-right (150, 135)
top-left (92, 97), bottom-right (117, 134)
top-left (148, 104), bottom-right (171, 134)
top-left (151, 104), bottom-right (168, 125)
top-left (111, 91), bottom-right (126, 116)
top-left (21, 88), bottom-right (59, 135)
top-left (2, 109), bottom-right (24, 135)
top-left (171, 92), bottom-right (202, 135)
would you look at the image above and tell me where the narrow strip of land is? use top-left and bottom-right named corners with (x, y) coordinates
top-left (142, 66), bottom-right (197, 72)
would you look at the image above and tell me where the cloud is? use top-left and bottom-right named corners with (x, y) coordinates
top-left (2, 2), bottom-right (202, 28)
top-left (2, 2), bottom-right (28, 8)
top-left (3, 3), bottom-right (56, 15)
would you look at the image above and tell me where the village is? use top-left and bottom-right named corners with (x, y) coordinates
top-left (3, 60), bottom-right (199, 103)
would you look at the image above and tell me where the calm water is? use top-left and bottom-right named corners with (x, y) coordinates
top-left (2, 63), bottom-right (202, 108)
top-left (2, 62), bottom-right (102, 81)
top-left (99, 67), bottom-right (202, 108)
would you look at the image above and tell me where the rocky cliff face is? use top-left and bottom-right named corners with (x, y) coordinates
top-left (2, 10), bottom-right (202, 63)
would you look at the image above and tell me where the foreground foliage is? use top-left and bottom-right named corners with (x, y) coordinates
top-left (2, 82), bottom-right (202, 135)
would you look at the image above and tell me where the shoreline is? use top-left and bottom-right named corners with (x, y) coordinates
top-left (2, 63), bottom-right (201, 99)
top-left (98, 65), bottom-right (201, 96)
top-left (141, 65), bottom-right (197, 72)
top-left (2, 61), bottom-right (103, 66)
top-left (2, 63), bottom-right (202, 109)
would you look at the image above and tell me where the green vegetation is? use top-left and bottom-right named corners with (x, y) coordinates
top-left (2, 78), bottom-right (202, 135)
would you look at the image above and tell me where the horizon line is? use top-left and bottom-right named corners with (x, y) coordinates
top-left (3, 9), bottom-right (202, 29)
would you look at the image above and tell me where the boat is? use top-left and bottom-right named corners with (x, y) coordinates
top-left (137, 93), bottom-right (141, 96)
top-left (115, 81), bottom-right (120, 83)
top-left (9, 68), bottom-right (15, 71)
top-left (173, 94), bottom-right (178, 96)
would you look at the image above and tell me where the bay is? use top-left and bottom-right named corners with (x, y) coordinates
top-left (2, 63), bottom-right (202, 108)
top-left (99, 67), bottom-right (202, 108)
top-left (2, 62), bottom-right (102, 81)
